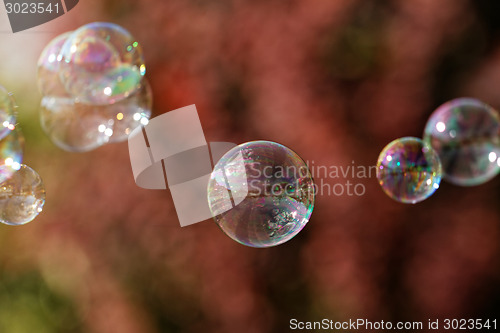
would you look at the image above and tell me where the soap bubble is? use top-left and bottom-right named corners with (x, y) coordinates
top-left (59, 22), bottom-right (145, 105)
top-left (0, 85), bottom-right (17, 141)
top-left (207, 141), bottom-right (315, 248)
top-left (0, 129), bottom-right (24, 184)
top-left (37, 32), bottom-right (72, 97)
top-left (0, 164), bottom-right (45, 226)
top-left (377, 137), bottom-right (442, 204)
top-left (40, 81), bottom-right (151, 150)
top-left (423, 98), bottom-right (500, 186)
top-left (40, 96), bottom-right (110, 152)
top-left (37, 23), bottom-right (150, 152)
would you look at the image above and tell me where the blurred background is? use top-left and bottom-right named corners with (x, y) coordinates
top-left (0, 0), bottom-right (499, 332)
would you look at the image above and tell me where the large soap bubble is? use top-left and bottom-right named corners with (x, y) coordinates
top-left (208, 141), bottom-right (315, 248)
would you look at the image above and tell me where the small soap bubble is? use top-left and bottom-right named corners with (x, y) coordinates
top-left (59, 22), bottom-right (145, 105)
top-left (377, 137), bottom-right (442, 204)
top-left (40, 96), bottom-right (110, 152)
top-left (0, 129), bottom-right (24, 184)
top-left (37, 32), bottom-right (72, 97)
top-left (0, 164), bottom-right (45, 226)
top-left (207, 141), bottom-right (315, 248)
top-left (423, 98), bottom-right (500, 186)
top-left (0, 85), bottom-right (17, 141)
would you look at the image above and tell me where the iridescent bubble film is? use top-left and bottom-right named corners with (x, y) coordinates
top-left (37, 32), bottom-right (72, 97)
top-left (0, 129), bottom-right (24, 184)
top-left (207, 141), bottom-right (315, 248)
top-left (423, 98), bottom-right (500, 186)
top-left (0, 85), bottom-right (17, 141)
top-left (0, 164), bottom-right (45, 226)
top-left (377, 137), bottom-right (442, 204)
top-left (59, 22), bottom-right (145, 105)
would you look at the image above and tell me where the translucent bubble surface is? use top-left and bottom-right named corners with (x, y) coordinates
top-left (377, 137), bottom-right (442, 204)
top-left (423, 98), bottom-right (500, 186)
top-left (0, 129), bottom-right (24, 184)
top-left (101, 80), bottom-right (152, 143)
top-left (40, 96), bottom-right (110, 152)
top-left (0, 164), bottom-right (45, 226)
top-left (208, 141), bottom-right (315, 248)
top-left (40, 81), bottom-right (151, 150)
top-left (59, 22), bottom-right (145, 105)
top-left (37, 32), bottom-right (72, 97)
top-left (0, 85), bottom-right (17, 141)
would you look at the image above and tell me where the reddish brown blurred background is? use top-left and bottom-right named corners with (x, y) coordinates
top-left (0, 0), bottom-right (499, 332)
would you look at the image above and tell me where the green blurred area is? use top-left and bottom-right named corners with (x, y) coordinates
top-left (0, 271), bottom-right (82, 333)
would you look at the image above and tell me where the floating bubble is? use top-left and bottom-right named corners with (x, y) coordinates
top-left (0, 129), bottom-right (24, 184)
top-left (40, 96), bottom-right (110, 152)
top-left (207, 141), bottom-right (315, 248)
top-left (40, 81), bottom-right (152, 151)
top-left (37, 32), bottom-right (72, 97)
top-left (59, 22), bottom-right (145, 105)
top-left (0, 164), bottom-right (45, 226)
top-left (377, 137), bottom-right (442, 204)
top-left (0, 85), bottom-right (17, 141)
top-left (423, 98), bottom-right (500, 186)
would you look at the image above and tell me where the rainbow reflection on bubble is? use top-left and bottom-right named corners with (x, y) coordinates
top-left (377, 137), bottom-right (442, 204)
top-left (423, 98), bottom-right (500, 186)
top-left (207, 141), bottom-right (315, 248)
top-left (59, 22), bottom-right (145, 105)
top-left (0, 129), bottom-right (24, 184)
top-left (0, 85), bottom-right (17, 141)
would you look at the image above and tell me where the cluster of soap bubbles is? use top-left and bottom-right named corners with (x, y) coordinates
top-left (37, 22), bottom-right (151, 152)
top-left (207, 141), bottom-right (315, 247)
top-left (377, 98), bottom-right (500, 203)
top-left (0, 85), bottom-right (45, 226)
